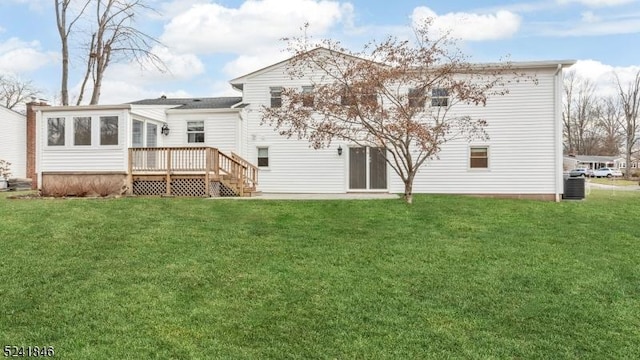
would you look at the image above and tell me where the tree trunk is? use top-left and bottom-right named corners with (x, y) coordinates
top-left (61, 40), bottom-right (69, 105)
top-left (403, 179), bottom-right (413, 204)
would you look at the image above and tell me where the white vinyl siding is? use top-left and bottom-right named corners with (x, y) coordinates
top-left (162, 112), bottom-right (241, 154)
top-left (38, 109), bottom-right (129, 173)
top-left (391, 69), bottom-right (558, 195)
top-left (239, 60), bottom-right (561, 195)
top-left (0, 106), bottom-right (26, 178)
top-left (241, 62), bottom-right (346, 193)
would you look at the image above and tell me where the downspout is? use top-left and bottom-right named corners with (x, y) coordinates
top-left (553, 64), bottom-right (563, 202)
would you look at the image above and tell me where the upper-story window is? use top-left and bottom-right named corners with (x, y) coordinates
top-left (431, 88), bottom-right (449, 107)
top-left (187, 121), bottom-right (205, 143)
top-left (408, 88), bottom-right (426, 108)
top-left (270, 87), bottom-right (283, 108)
top-left (100, 116), bottom-right (119, 145)
top-left (302, 86), bottom-right (314, 107)
top-left (47, 117), bottom-right (65, 146)
top-left (340, 87), bottom-right (356, 106)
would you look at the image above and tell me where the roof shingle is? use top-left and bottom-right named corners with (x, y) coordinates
top-left (130, 96), bottom-right (243, 110)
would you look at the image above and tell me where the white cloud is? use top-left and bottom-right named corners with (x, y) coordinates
top-left (544, 13), bottom-right (640, 36)
top-left (69, 79), bottom-right (194, 105)
top-left (107, 46), bottom-right (206, 84)
top-left (0, 38), bottom-right (57, 75)
top-left (557, 0), bottom-right (635, 7)
top-left (222, 50), bottom-right (290, 79)
top-left (161, 0), bottom-right (354, 54)
top-left (581, 11), bottom-right (600, 22)
top-left (411, 7), bottom-right (521, 41)
top-left (569, 60), bottom-right (640, 97)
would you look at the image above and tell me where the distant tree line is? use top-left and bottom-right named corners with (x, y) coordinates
top-left (563, 69), bottom-right (640, 177)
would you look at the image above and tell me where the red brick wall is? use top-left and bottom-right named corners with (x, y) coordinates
top-left (26, 102), bottom-right (48, 189)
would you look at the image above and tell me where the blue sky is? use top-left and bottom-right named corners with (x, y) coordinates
top-left (0, 0), bottom-right (639, 104)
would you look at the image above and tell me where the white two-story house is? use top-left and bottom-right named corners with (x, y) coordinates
top-left (32, 49), bottom-right (574, 200)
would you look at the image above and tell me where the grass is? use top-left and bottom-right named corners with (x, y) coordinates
top-left (1, 190), bottom-right (639, 359)
top-left (588, 177), bottom-right (639, 186)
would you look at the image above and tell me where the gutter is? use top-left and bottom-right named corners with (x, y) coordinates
top-left (554, 63), bottom-right (563, 202)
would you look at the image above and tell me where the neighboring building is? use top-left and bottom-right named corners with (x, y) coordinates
top-left (32, 49), bottom-right (574, 200)
top-left (563, 155), bottom-right (624, 171)
top-left (0, 105), bottom-right (26, 179)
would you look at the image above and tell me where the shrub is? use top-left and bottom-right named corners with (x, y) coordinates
top-left (0, 159), bottom-right (11, 180)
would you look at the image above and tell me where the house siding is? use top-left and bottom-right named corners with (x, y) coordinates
top-left (163, 111), bottom-right (241, 155)
top-left (37, 109), bottom-right (130, 174)
top-left (0, 106), bottom-right (26, 178)
top-left (393, 69), bottom-right (558, 195)
top-left (242, 62), bottom-right (346, 193)
top-left (241, 63), bottom-right (562, 195)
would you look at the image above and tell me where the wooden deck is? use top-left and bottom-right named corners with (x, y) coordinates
top-left (127, 147), bottom-right (258, 197)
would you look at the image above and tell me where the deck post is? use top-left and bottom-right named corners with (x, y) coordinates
top-left (239, 166), bottom-right (245, 197)
top-left (166, 148), bottom-right (172, 195)
top-left (213, 148), bottom-right (219, 176)
top-left (204, 148), bottom-right (211, 197)
top-left (127, 149), bottom-right (134, 195)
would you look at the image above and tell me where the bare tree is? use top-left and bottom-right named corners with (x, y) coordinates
top-left (55, 0), bottom-right (165, 105)
top-left (594, 97), bottom-right (623, 156)
top-left (55, 0), bottom-right (91, 106)
top-left (615, 70), bottom-right (640, 179)
top-left (0, 75), bottom-right (40, 110)
top-left (262, 22), bottom-right (528, 204)
top-left (78, 0), bottom-right (165, 105)
top-left (563, 71), bottom-right (599, 154)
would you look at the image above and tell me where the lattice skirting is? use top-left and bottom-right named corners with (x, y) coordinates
top-left (133, 178), bottom-right (237, 197)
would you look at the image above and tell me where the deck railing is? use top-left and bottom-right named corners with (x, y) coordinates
top-left (231, 152), bottom-right (259, 190)
top-left (128, 147), bottom-right (258, 196)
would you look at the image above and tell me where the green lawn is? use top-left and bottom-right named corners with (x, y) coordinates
top-left (1, 191), bottom-right (639, 359)
top-left (589, 178), bottom-right (639, 186)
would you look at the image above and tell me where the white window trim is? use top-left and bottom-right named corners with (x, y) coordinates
top-left (186, 120), bottom-right (205, 144)
top-left (468, 145), bottom-right (490, 171)
top-left (256, 146), bottom-right (270, 170)
top-left (431, 88), bottom-right (449, 108)
top-left (44, 115), bottom-right (122, 150)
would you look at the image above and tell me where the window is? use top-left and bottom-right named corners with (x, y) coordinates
top-left (47, 117), bottom-right (65, 146)
top-left (361, 92), bottom-right (378, 106)
top-left (100, 116), bottom-right (119, 145)
top-left (132, 120), bottom-right (144, 147)
top-left (73, 117), bottom-right (91, 146)
top-left (187, 121), bottom-right (205, 143)
top-left (270, 87), bottom-right (282, 108)
top-left (257, 147), bottom-right (269, 167)
top-left (470, 147), bottom-right (489, 169)
top-left (408, 88), bottom-right (426, 108)
top-left (431, 88), bottom-right (449, 107)
top-left (340, 87), bottom-right (357, 106)
top-left (302, 86), bottom-right (314, 107)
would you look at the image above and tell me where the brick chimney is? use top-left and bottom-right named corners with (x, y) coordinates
top-left (26, 101), bottom-right (48, 189)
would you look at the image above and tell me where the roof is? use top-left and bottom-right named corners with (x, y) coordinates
top-left (564, 155), bottom-right (624, 162)
top-left (130, 97), bottom-right (242, 110)
top-left (0, 104), bottom-right (25, 117)
top-left (229, 46), bottom-right (576, 90)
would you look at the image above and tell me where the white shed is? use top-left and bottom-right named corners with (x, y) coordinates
top-left (0, 106), bottom-right (26, 178)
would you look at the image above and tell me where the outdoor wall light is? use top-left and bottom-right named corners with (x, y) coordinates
top-left (337, 145), bottom-right (343, 156)
top-left (161, 124), bottom-right (170, 136)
